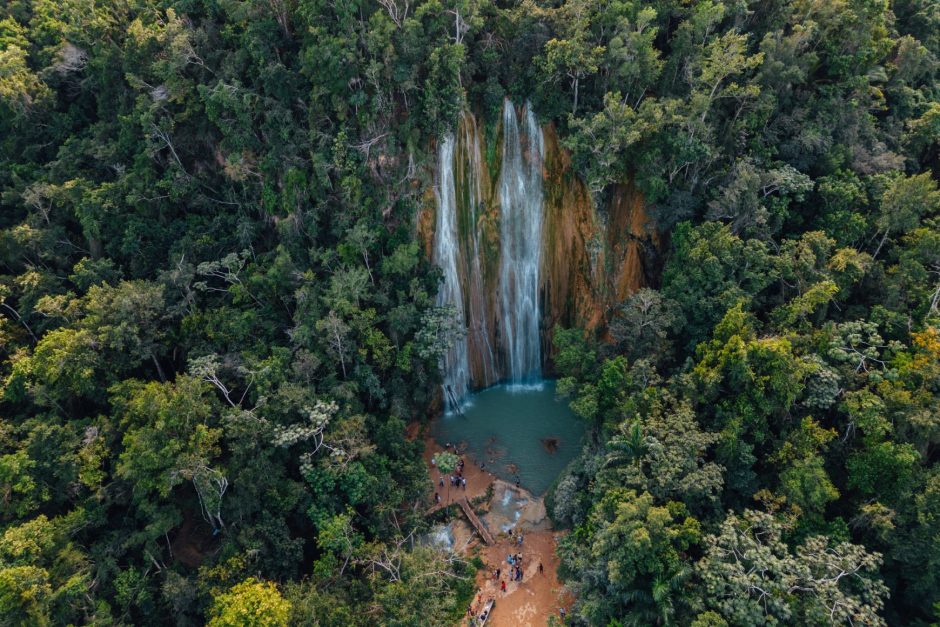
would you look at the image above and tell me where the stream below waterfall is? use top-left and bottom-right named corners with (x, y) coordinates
top-left (431, 380), bottom-right (584, 496)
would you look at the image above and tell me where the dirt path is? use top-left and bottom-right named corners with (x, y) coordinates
top-left (469, 531), bottom-right (572, 627)
top-left (413, 423), bottom-right (573, 626)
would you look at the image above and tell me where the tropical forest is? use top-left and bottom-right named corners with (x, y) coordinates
top-left (1, 0), bottom-right (939, 625)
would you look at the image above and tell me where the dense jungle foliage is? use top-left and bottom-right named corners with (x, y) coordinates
top-left (1, 0), bottom-right (939, 625)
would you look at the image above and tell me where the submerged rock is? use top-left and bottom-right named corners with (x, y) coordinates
top-left (541, 437), bottom-right (560, 453)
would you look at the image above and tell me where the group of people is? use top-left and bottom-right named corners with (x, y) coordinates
top-left (436, 472), bottom-right (467, 489)
top-left (452, 457), bottom-right (467, 490)
top-left (491, 549), bottom-right (538, 591)
top-left (433, 450), bottom-right (469, 494)
top-left (507, 552), bottom-right (524, 583)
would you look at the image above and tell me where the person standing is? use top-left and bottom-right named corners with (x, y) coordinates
top-left (500, 580), bottom-right (506, 593)
top-left (538, 561), bottom-right (544, 575)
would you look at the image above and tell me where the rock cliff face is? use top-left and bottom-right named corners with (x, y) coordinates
top-left (421, 100), bottom-right (659, 397)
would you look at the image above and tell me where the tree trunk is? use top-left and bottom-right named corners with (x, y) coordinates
top-left (573, 76), bottom-right (580, 115)
top-left (152, 354), bottom-right (167, 383)
top-left (872, 229), bottom-right (890, 259)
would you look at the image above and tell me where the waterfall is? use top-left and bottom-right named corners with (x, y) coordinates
top-left (498, 100), bottom-right (544, 385)
top-left (430, 100), bottom-right (652, 404)
top-left (434, 134), bottom-right (471, 409)
top-left (434, 100), bottom-right (547, 404)
top-left (459, 114), bottom-right (498, 386)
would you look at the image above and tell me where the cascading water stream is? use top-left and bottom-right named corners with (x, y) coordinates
top-left (434, 135), bottom-right (471, 409)
top-left (459, 115), bottom-right (498, 385)
top-left (498, 100), bottom-right (544, 385)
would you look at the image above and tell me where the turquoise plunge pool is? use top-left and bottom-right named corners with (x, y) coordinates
top-left (431, 380), bottom-right (585, 495)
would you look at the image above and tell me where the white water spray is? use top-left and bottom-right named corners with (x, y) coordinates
top-left (434, 135), bottom-right (471, 409)
top-left (498, 100), bottom-right (544, 385)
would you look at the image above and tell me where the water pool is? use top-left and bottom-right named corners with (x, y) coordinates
top-left (431, 380), bottom-right (585, 495)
